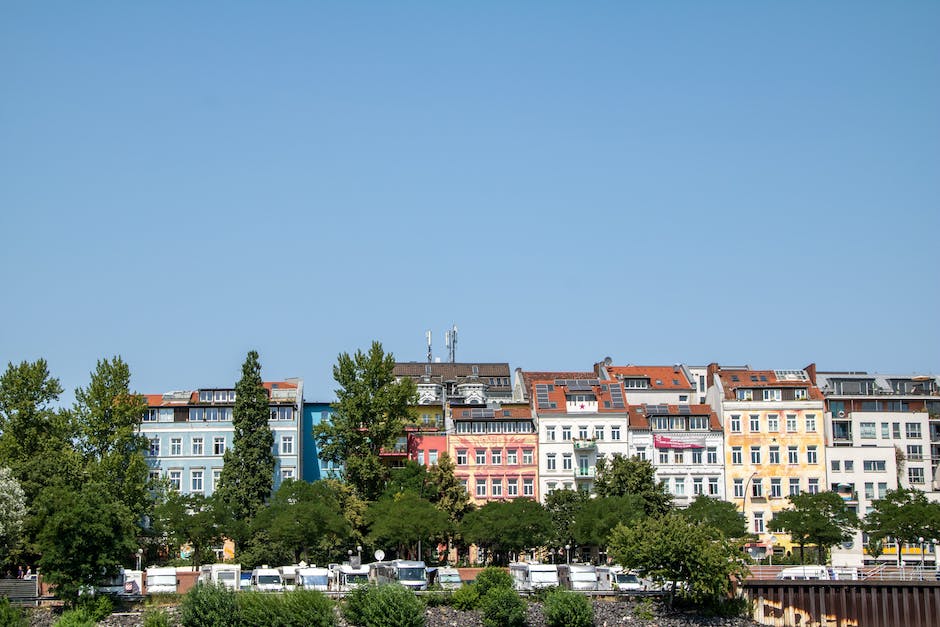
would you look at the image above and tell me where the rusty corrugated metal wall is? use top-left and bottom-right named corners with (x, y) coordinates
top-left (741, 580), bottom-right (940, 627)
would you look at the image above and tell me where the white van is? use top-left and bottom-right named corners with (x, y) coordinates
top-left (777, 565), bottom-right (831, 580)
top-left (435, 567), bottom-right (463, 590)
top-left (557, 564), bottom-right (597, 591)
top-left (198, 564), bottom-right (241, 590)
top-left (509, 562), bottom-right (559, 591)
top-left (251, 566), bottom-right (284, 591)
top-left (296, 567), bottom-right (331, 591)
top-left (145, 567), bottom-right (178, 594)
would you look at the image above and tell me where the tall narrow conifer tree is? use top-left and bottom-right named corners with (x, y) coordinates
top-left (216, 350), bottom-right (274, 524)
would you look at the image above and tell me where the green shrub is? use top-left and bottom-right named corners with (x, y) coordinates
top-left (53, 608), bottom-right (96, 627)
top-left (77, 594), bottom-right (113, 621)
top-left (473, 567), bottom-right (513, 596)
top-left (343, 584), bottom-right (426, 627)
top-left (281, 590), bottom-right (336, 627)
top-left (480, 586), bottom-right (526, 627)
top-left (634, 597), bottom-right (655, 621)
top-left (448, 583), bottom-right (480, 610)
top-left (422, 590), bottom-right (449, 607)
top-left (542, 589), bottom-right (593, 627)
top-left (180, 582), bottom-right (239, 627)
top-left (236, 591), bottom-right (281, 626)
top-left (143, 607), bottom-right (171, 627)
top-left (528, 585), bottom-right (559, 603)
top-left (0, 598), bottom-right (26, 627)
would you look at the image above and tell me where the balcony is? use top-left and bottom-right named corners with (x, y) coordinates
top-left (575, 467), bottom-right (596, 480)
top-left (573, 439), bottom-right (597, 451)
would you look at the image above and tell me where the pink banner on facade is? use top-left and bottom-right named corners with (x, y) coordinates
top-left (653, 434), bottom-right (704, 449)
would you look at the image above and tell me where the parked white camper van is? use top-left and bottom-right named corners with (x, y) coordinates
top-left (296, 567), bottom-right (331, 591)
top-left (198, 564), bottom-right (241, 590)
top-left (509, 562), bottom-right (559, 591)
top-left (557, 564), bottom-right (597, 591)
top-left (251, 566), bottom-right (284, 591)
top-left (145, 567), bottom-right (178, 594)
top-left (777, 565), bottom-right (830, 580)
top-left (331, 563), bottom-right (370, 591)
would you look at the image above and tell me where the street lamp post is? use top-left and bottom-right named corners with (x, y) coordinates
top-left (565, 544), bottom-right (571, 564)
top-left (769, 536), bottom-right (778, 567)
top-left (920, 537), bottom-right (925, 580)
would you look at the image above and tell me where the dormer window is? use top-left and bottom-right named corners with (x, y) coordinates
top-left (763, 389), bottom-right (782, 402)
top-left (737, 389), bottom-right (753, 401)
top-left (566, 393), bottom-right (596, 403)
top-left (794, 389), bottom-right (808, 400)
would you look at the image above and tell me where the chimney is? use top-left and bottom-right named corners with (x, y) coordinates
top-left (706, 363), bottom-right (720, 389)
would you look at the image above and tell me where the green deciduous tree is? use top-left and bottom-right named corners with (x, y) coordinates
top-left (769, 491), bottom-right (859, 564)
top-left (544, 489), bottom-right (590, 549)
top-left (252, 479), bottom-right (352, 565)
top-left (34, 482), bottom-right (138, 603)
top-left (153, 491), bottom-right (229, 568)
top-left (461, 499), bottom-right (553, 565)
top-left (365, 492), bottom-right (450, 560)
top-left (607, 513), bottom-right (749, 606)
top-left (594, 453), bottom-right (672, 516)
top-left (428, 452), bottom-right (473, 525)
top-left (216, 351), bottom-right (275, 526)
top-left (314, 342), bottom-right (417, 501)
top-left (571, 495), bottom-right (645, 550)
top-left (682, 495), bottom-right (748, 539)
top-left (864, 488), bottom-right (940, 565)
top-left (0, 360), bottom-right (81, 503)
top-left (72, 356), bottom-right (151, 525)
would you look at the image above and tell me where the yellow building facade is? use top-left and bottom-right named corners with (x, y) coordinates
top-left (708, 364), bottom-right (827, 558)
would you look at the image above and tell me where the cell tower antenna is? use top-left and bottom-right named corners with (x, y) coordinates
top-left (448, 324), bottom-right (458, 363)
top-left (426, 330), bottom-right (432, 363)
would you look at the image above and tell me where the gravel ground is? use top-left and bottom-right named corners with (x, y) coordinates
top-left (25, 598), bottom-right (759, 626)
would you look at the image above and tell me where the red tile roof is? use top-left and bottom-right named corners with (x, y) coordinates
top-left (605, 365), bottom-right (692, 390)
top-left (715, 369), bottom-right (823, 400)
top-left (144, 382), bottom-right (297, 407)
top-left (529, 378), bottom-right (629, 414)
top-left (627, 403), bottom-right (721, 430)
top-left (518, 371), bottom-right (596, 399)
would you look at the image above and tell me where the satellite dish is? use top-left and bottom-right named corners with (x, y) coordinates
top-left (374, 549), bottom-right (385, 561)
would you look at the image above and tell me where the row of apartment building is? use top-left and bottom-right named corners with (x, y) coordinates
top-left (138, 359), bottom-right (940, 567)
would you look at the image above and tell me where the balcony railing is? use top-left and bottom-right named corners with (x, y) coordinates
top-left (575, 467), bottom-right (596, 479)
top-left (572, 439), bottom-right (597, 451)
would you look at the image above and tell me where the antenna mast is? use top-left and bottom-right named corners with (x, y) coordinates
top-left (426, 330), bottom-right (432, 363)
top-left (446, 324), bottom-right (458, 363)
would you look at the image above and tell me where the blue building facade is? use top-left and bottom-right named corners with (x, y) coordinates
top-left (302, 401), bottom-right (342, 481)
top-left (140, 379), bottom-right (304, 496)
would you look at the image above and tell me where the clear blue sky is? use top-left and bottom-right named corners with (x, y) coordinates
top-left (2, 1), bottom-right (938, 404)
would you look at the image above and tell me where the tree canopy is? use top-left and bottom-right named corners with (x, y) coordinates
top-left (594, 454), bottom-right (672, 516)
top-left (864, 488), bottom-right (940, 557)
top-left (608, 513), bottom-right (750, 605)
top-left (34, 482), bottom-right (138, 603)
top-left (314, 342), bottom-right (417, 501)
top-left (544, 489), bottom-right (590, 548)
top-left (770, 491), bottom-right (859, 564)
top-left (461, 499), bottom-right (553, 565)
top-left (682, 495), bottom-right (748, 539)
top-left (365, 492), bottom-right (450, 560)
top-left (571, 495), bottom-right (646, 549)
top-left (72, 357), bottom-right (151, 524)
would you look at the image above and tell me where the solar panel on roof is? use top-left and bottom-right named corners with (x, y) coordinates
top-left (646, 404), bottom-right (668, 415)
top-left (678, 405), bottom-right (692, 414)
top-left (608, 385), bottom-right (626, 409)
